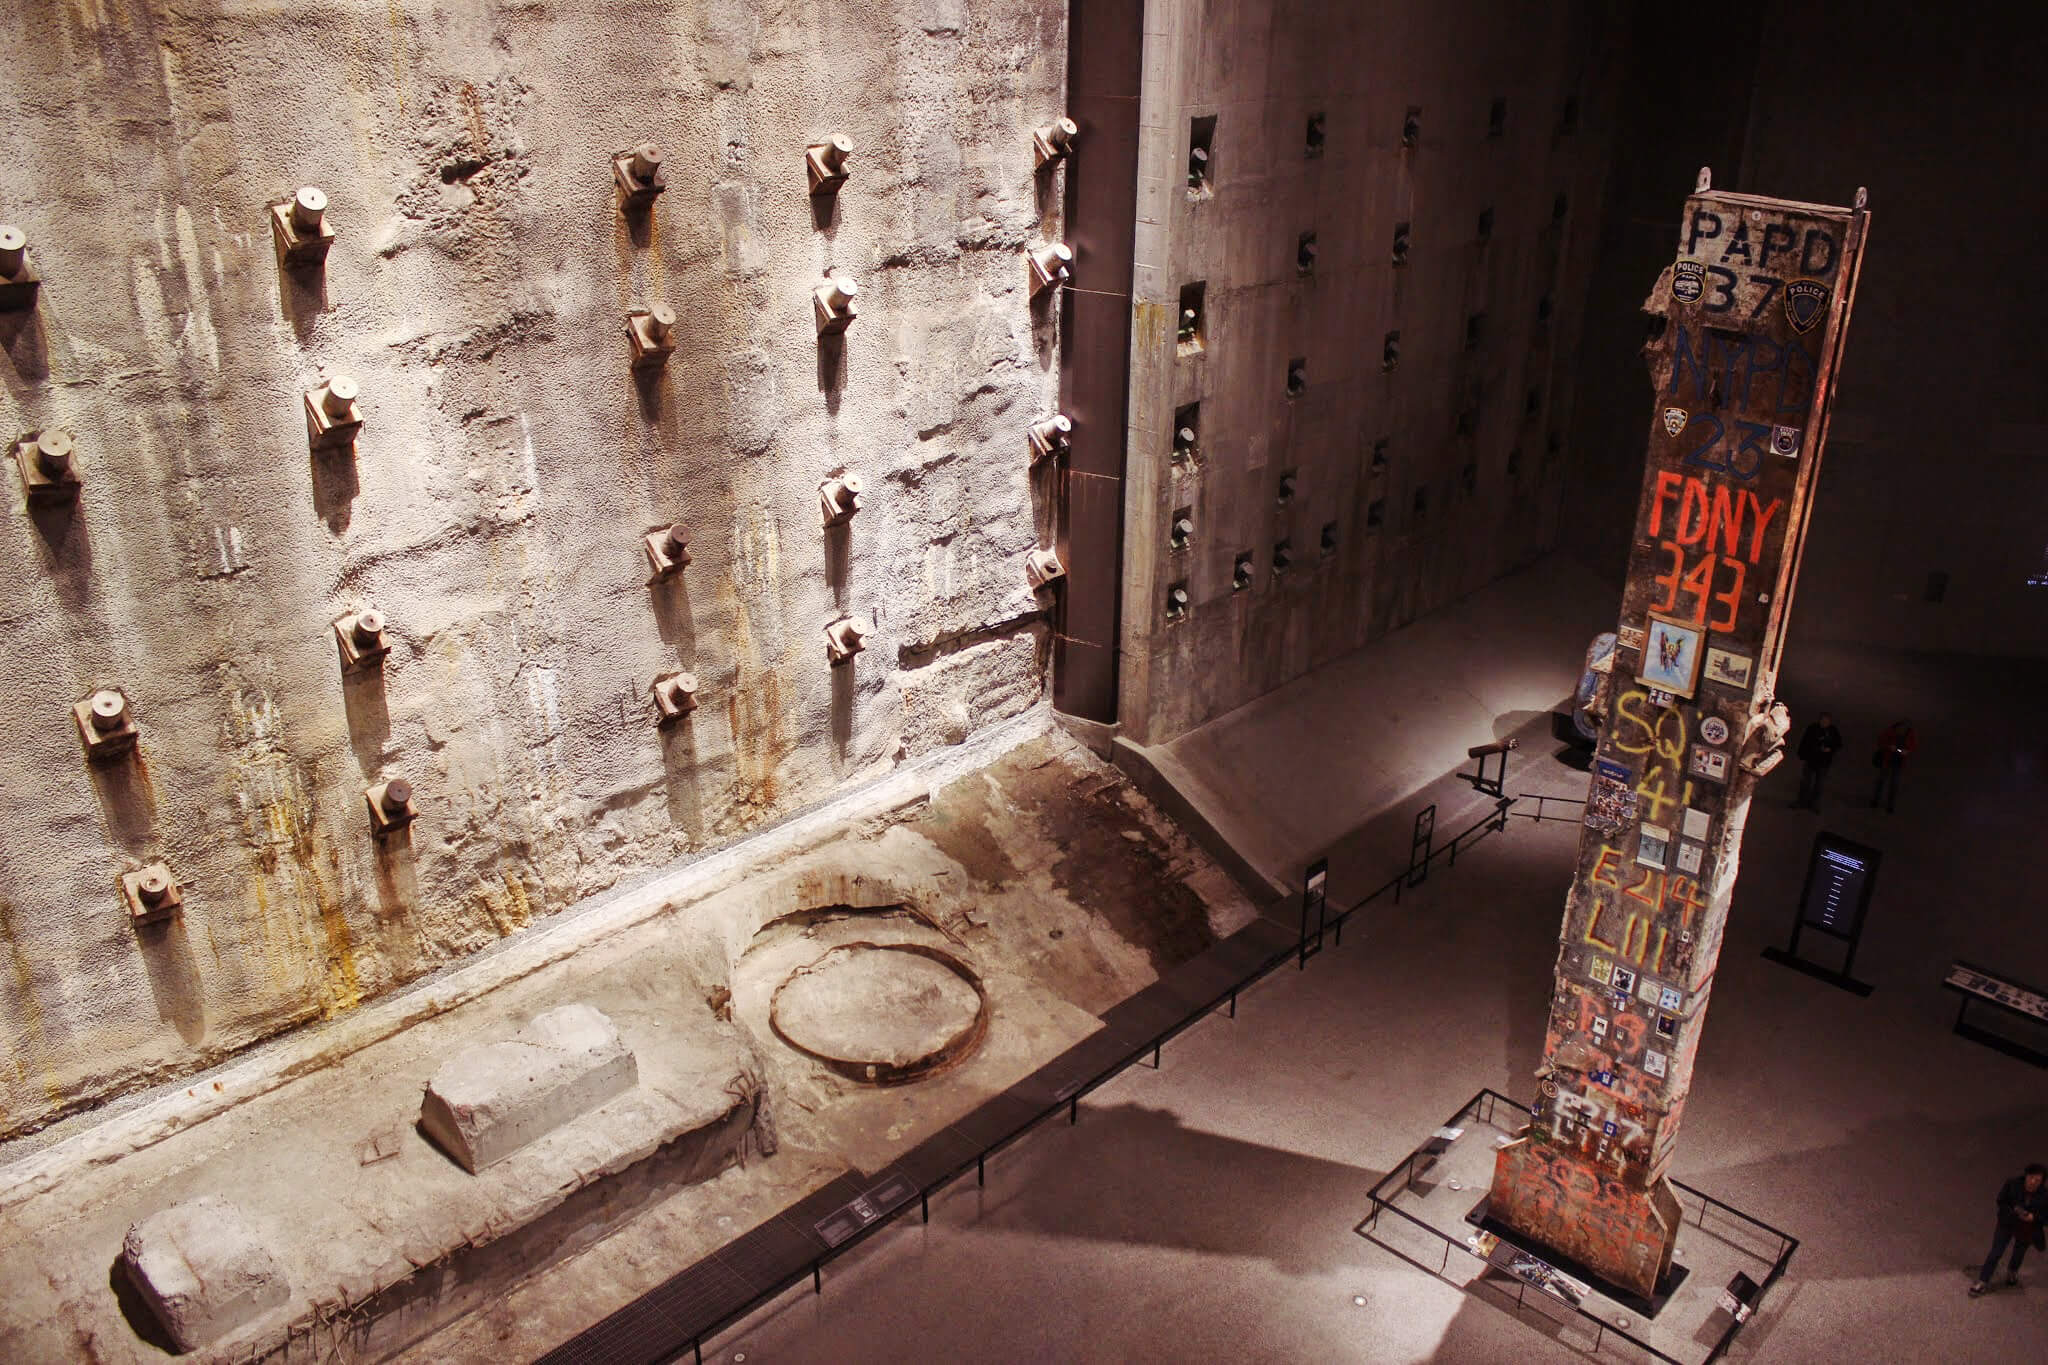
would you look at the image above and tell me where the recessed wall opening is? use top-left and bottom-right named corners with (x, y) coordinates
top-left (1402, 105), bottom-right (1421, 147)
top-left (1477, 206), bottom-right (1494, 241)
top-left (1272, 539), bottom-right (1293, 572)
top-left (1177, 281), bottom-right (1207, 354)
top-left (1488, 97), bottom-right (1508, 137)
top-left (1165, 580), bottom-right (1189, 620)
top-left (1187, 116), bottom-right (1216, 196)
top-left (1382, 330), bottom-right (1401, 371)
top-left (1172, 402), bottom-right (1200, 460)
top-left (1465, 311), bottom-right (1485, 349)
top-left (1285, 357), bottom-right (1306, 397)
top-left (1392, 221), bottom-right (1411, 265)
top-left (1169, 507), bottom-right (1193, 552)
top-left (1320, 522), bottom-right (1338, 555)
top-left (1304, 111), bottom-right (1326, 157)
top-left (1297, 230), bottom-right (1317, 274)
top-left (1559, 94), bottom-right (1581, 136)
top-left (1371, 437), bottom-right (1390, 471)
top-left (1367, 498), bottom-right (1386, 528)
top-left (1412, 486), bottom-right (1429, 520)
top-left (1232, 552), bottom-right (1253, 591)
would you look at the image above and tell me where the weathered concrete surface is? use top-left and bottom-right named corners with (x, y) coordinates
top-left (0, 722), bottom-right (1254, 1363)
top-left (771, 943), bottom-right (986, 1075)
top-left (121, 1195), bottom-right (290, 1353)
top-left (419, 1003), bottom-right (638, 1173)
top-left (1117, 1), bottom-right (1625, 744)
top-left (0, 0), bottom-right (1064, 1141)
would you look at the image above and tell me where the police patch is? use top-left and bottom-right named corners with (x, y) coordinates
top-left (1784, 278), bottom-right (1829, 333)
top-left (1770, 424), bottom-right (1802, 458)
top-left (1662, 407), bottom-right (1688, 437)
top-left (1671, 259), bottom-right (1706, 304)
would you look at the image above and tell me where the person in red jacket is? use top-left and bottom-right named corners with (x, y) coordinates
top-left (1869, 718), bottom-right (1916, 813)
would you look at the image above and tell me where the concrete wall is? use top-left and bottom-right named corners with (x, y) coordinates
top-left (0, 0), bottom-right (1065, 1140)
top-left (1564, 3), bottom-right (2048, 659)
top-left (1745, 1), bottom-right (2048, 658)
top-left (1115, 0), bottom-right (1624, 744)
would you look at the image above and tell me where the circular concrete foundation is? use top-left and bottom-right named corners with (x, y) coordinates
top-left (769, 942), bottom-right (988, 1084)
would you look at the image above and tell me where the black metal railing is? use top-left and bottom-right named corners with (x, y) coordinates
top-left (1300, 789), bottom-right (1586, 965)
top-left (1356, 1087), bottom-right (1797, 1365)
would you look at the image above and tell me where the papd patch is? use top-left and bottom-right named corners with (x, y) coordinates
top-left (1784, 278), bottom-right (1829, 333)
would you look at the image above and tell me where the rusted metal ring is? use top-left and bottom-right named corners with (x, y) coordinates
top-left (768, 941), bottom-right (989, 1086)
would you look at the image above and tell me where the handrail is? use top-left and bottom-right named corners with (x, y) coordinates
top-left (1358, 1087), bottom-right (1798, 1365)
top-left (1303, 789), bottom-right (1582, 962)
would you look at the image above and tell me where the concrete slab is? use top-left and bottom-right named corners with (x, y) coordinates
top-left (420, 1004), bottom-right (639, 1174)
top-left (121, 1196), bottom-right (289, 1353)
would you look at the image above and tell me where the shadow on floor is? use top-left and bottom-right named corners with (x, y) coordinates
top-left (972, 1100), bottom-right (1385, 1277)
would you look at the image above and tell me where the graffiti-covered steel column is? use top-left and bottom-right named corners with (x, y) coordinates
top-left (1488, 172), bottom-right (1868, 1299)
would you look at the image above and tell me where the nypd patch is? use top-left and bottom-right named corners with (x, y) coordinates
top-left (1671, 259), bottom-right (1706, 304)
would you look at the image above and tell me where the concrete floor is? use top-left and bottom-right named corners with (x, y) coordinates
top-left (665, 604), bottom-right (2048, 1362)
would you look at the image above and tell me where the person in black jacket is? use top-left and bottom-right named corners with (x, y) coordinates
top-left (1793, 712), bottom-right (1843, 810)
top-left (1970, 1163), bottom-right (2048, 1295)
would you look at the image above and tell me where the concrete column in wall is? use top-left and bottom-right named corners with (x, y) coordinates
top-left (1052, 0), bottom-right (1145, 724)
top-left (1487, 179), bottom-right (1869, 1298)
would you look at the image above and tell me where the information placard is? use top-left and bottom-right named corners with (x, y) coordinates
top-left (1798, 832), bottom-right (1881, 940)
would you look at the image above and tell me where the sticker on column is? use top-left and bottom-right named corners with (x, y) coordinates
top-left (1770, 424), bottom-right (1803, 458)
top-left (1682, 807), bottom-right (1711, 840)
top-left (1699, 715), bottom-right (1730, 746)
top-left (1638, 975), bottom-right (1662, 1004)
top-left (1676, 841), bottom-right (1705, 875)
top-left (1592, 1015), bottom-right (1609, 1039)
top-left (1612, 967), bottom-right (1636, 995)
top-left (1656, 1014), bottom-right (1678, 1037)
top-left (1658, 986), bottom-right (1683, 1011)
top-left (1643, 1049), bottom-right (1668, 1078)
top-left (1703, 647), bottom-right (1754, 690)
top-left (1636, 824), bottom-right (1671, 869)
top-left (1602, 1119), bottom-right (1619, 1136)
top-left (1590, 956), bottom-right (1613, 984)
top-left (1688, 747), bottom-right (1730, 783)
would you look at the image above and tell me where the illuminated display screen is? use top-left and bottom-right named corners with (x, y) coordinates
top-left (1799, 833), bottom-right (1881, 939)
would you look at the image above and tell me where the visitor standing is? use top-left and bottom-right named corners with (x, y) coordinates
top-left (1793, 711), bottom-right (1842, 809)
top-left (1869, 718), bottom-right (1916, 813)
top-left (1970, 1163), bottom-right (2048, 1296)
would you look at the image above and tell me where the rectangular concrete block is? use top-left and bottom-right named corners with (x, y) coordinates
top-left (121, 1195), bottom-right (289, 1352)
top-left (419, 1003), bottom-right (639, 1173)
